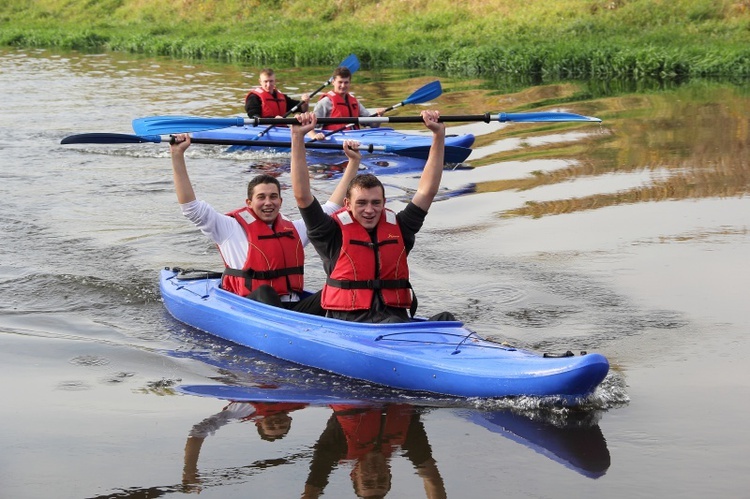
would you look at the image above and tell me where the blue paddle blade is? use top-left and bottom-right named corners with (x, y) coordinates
top-left (497, 112), bottom-right (601, 123)
top-left (340, 53), bottom-right (360, 73)
top-left (380, 144), bottom-right (471, 163)
top-left (61, 133), bottom-right (163, 144)
top-left (403, 80), bottom-right (442, 105)
top-left (133, 115), bottom-right (245, 135)
top-left (443, 145), bottom-right (472, 163)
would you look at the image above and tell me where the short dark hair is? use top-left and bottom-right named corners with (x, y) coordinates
top-left (332, 66), bottom-right (352, 80)
top-left (247, 174), bottom-right (281, 199)
top-left (346, 173), bottom-right (384, 199)
top-left (260, 68), bottom-right (275, 77)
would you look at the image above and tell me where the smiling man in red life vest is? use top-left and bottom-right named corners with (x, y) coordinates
top-left (307, 66), bottom-right (387, 141)
top-left (245, 68), bottom-right (310, 118)
top-left (169, 134), bottom-right (360, 314)
top-left (291, 111), bottom-right (457, 323)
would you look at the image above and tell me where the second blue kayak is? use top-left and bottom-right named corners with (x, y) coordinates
top-left (192, 125), bottom-right (475, 155)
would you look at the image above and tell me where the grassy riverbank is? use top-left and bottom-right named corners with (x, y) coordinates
top-left (2, 0), bottom-right (749, 78)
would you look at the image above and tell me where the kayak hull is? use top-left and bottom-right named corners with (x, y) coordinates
top-left (160, 268), bottom-right (609, 399)
top-left (192, 125), bottom-right (475, 152)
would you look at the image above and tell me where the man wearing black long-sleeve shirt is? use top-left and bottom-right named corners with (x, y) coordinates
top-left (244, 68), bottom-right (309, 118)
top-left (290, 111), bottom-right (456, 324)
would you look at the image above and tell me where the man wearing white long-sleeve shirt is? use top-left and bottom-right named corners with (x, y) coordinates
top-left (169, 133), bottom-right (361, 315)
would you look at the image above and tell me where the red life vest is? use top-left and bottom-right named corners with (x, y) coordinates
top-left (330, 405), bottom-right (412, 460)
top-left (221, 207), bottom-right (304, 297)
top-left (246, 87), bottom-right (287, 117)
top-left (320, 91), bottom-right (360, 131)
top-left (321, 208), bottom-right (412, 311)
top-left (242, 402), bottom-right (308, 420)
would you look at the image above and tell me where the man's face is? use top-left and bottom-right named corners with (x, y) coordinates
top-left (247, 183), bottom-right (282, 224)
top-left (345, 186), bottom-right (384, 230)
top-left (256, 413), bottom-right (292, 440)
top-left (351, 451), bottom-right (390, 498)
top-left (259, 73), bottom-right (276, 93)
top-left (332, 75), bottom-right (351, 96)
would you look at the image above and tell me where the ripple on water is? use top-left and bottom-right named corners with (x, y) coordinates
top-left (70, 355), bottom-right (110, 367)
top-left (100, 371), bottom-right (136, 384)
top-left (504, 304), bottom-right (582, 328)
top-left (463, 281), bottom-right (528, 305)
top-left (515, 260), bottom-right (688, 341)
top-left (56, 380), bottom-right (92, 391)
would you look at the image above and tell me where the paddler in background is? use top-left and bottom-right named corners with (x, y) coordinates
top-left (169, 134), bottom-right (361, 314)
top-left (307, 66), bottom-right (387, 141)
top-left (291, 111), bottom-right (457, 323)
top-left (245, 67), bottom-right (310, 118)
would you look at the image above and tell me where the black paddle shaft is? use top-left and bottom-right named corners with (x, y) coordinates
top-left (250, 113), bottom-right (498, 126)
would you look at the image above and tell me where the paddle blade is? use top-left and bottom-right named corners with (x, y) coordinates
top-left (340, 53), bottom-right (360, 73)
top-left (61, 133), bottom-right (163, 144)
top-left (443, 145), bottom-right (473, 163)
top-left (132, 115), bottom-right (246, 135)
top-left (382, 144), bottom-right (472, 163)
top-left (403, 80), bottom-right (442, 106)
top-left (497, 112), bottom-right (601, 123)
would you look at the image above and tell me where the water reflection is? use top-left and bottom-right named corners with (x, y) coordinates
top-left (462, 409), bottom-right (611, 479)
top-left (300, 404), bottom-right (444, 498)
top-left (191, 402), bottom-right (608, 496)
top-left (177, 398), bottom-right (609, 498)
top-left (83, 391), bottom-right (610, 497)
top-left (183, 400), bottom-right (310, 490)
top-left (467, 83), bottom-right (750, 218)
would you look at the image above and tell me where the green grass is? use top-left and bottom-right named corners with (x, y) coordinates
top-left (2, 0), bottom-right (750, 78)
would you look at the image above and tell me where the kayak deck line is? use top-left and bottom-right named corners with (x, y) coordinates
top-left (373, 330), bottom-right (518, 355)
top-left (165, 271), bottom-right (213, 299)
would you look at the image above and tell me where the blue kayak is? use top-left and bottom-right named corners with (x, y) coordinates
top-left (160, 268), bottom-right (609, 399)
top-left (192, 125), bottom-right (475, 156)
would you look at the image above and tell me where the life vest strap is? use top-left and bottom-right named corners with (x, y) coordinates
top-left (325, 277), bottom-right (411, 290)
top-left (258, 230), bottom-right (295, 240)
top-left (349, 239), bottom-right (398, 250)
top-left (224, 265), bottom-right (304, 281)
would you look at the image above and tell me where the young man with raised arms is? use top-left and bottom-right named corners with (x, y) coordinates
top-left (169, 134), bottom-right (361, 315)
top-left (290, 111), bottom-right (456, 323)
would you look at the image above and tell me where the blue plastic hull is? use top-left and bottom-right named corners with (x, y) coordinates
top-left (192, 125), bottom-right (475, 151)
top-left (160, 269), bottom-right (609, 398)
top-left (192, 125), bottom-right (475, 175)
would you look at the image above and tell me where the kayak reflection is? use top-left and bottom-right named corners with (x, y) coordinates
top-left (461, 409), bottom-right (611, 479)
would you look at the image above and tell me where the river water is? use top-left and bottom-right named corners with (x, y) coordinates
top-left (1, 47), bottom-right (749, 498)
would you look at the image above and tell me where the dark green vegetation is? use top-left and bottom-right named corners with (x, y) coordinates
top-left (2, 0), bottom-right (750, 79)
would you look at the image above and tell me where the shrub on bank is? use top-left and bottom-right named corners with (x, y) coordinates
top-left (1, 0), bottom-right (749, 79)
